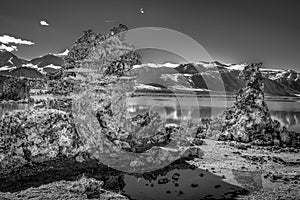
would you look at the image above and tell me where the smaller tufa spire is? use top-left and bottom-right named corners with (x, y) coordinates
top-left (214, 63), bottom-right (300, 147)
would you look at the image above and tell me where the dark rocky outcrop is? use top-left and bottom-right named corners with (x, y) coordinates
top-left (0, 75), bottom-right (30, 101)
top-left (104, 51), bottom-right (141, 76)
top-left (47, 78), bottom-right (75, 95)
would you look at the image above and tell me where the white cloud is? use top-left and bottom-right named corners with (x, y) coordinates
top-left (140, 8), bottom-right (145, 14)
top-left (0, 34), bottom-right (34, 52)
top-left (0, 43), bottom-right (17, 52)
top-left (40, 20), bottom-right (49, 26)
top-left (104, 20), bottom-right (115, 23)
top-left (0, 35), bottom-right (34, 45)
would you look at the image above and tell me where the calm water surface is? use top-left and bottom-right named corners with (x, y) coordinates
top-left (1, 97), bottom-right (300, 133)
top-left (127, 96), bottom-right (300, 133)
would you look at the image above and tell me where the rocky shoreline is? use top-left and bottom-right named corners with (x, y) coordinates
top-left (0, 176), bottom-right (128, 200)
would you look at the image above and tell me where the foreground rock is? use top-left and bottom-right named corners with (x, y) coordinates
top-left (206, 63), bottom-right (300, 147)
top-left (0, 109), bottom-right (81, 176)
top-left (67, 27), bottom-right (203, 173)
top-left (0, 176), bottom-right (128, 200)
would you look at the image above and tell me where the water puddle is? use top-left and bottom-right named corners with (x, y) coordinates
top-left (0, 158), bottom-right (248, 200)
top-left (122, 167), bottom-right (247, 200)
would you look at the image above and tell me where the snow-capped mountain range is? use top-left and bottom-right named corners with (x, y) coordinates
top-left (0, 51), bottom-right (299, 96)
top-left (0, 51), bottom-right (64, 78)
top-left (131, 62), bottom-right (300, 97)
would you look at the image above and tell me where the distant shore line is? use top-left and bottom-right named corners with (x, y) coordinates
top-left (1, 92), bottom-right (300, 105)
top-left (130, 92), bottom-right (300, 101)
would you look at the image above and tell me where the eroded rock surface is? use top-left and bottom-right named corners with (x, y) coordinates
top-left (206, 63), bottom-right (300, 147)
top-left (0, 109), bottom-right (80, 176)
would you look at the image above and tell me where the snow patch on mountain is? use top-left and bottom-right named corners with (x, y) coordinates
top-left (22, 63), bottom-right (38, 68)
top-left (0, 66), bottom-right (16, 71)
top-left (195, 61), bottom-right (225, 69)
top-left (226, 63), bottom-right (247, 71)
top-left (8, 57), bottom-right (14, 65)
top-left (54, 49), bottom-right (69, 57)
top-left (161, 74), bottom-right (181, 82)
top-left (135, 83), bottom-right (162, 90)
top-left (132, 62), bottom-right (179, 69)
top-left (169, 85), bottom-right (210, 92)
top-left (43, 64), bottom-right (62, 69)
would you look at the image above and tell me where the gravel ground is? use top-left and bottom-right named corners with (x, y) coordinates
top-left (188, 139), bottom-right (300, 200)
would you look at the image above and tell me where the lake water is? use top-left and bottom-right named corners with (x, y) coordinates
top-left (127, 96), bottom-right (300, 133)
top-left (1, 96), bottom-right (300, 133)
top-left (0, 103), bottom-right (30, 116)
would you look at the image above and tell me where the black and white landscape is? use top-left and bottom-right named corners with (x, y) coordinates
top-left (0, 1), bottom-right (299, 200)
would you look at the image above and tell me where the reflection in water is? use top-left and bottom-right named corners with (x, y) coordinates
top-left (0, 103), bottom-right (30, 116)
top-left (0, 157), bottom-right (248, 200)
top-left (127, 97), bottom-right (300, 133)
top-left (1, 97), bottom-right (300, 133)
top-left (123, 160), bottom-right (248, 200)
top-left (270, 111), bottom-right (300, 132)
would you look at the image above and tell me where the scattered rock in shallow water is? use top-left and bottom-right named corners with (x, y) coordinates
top-left (215, 184), bottom-right (221, 189)
top-left (172, 173), bottom-right (180, 181)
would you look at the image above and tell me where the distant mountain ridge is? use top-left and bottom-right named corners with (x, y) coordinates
top-left (0, 51), bottom-right (64, 77)
top-left (30, 54), bottom-right (64, 68)
top-left (0, 51), bottom-right (299, 96)
top-left (132, 62), bottom-right (300, 96)
top-left (0, 51), bottom-right (27, 68)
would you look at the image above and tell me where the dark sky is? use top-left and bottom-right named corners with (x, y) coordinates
top-left (0, 0), bottom-right (299, 71)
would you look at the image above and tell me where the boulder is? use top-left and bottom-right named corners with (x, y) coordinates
top-left (0, 109), bottom-right (81, 176)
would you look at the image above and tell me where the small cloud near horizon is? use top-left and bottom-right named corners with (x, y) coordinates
top-left (40, 20), bottom-right (49, 26)
top-left (104, 20), bottom-right (115, 23)
top-left (0, 34), bottom-right (34, 52)
top-left (0, 35), bottom-right (34, 45)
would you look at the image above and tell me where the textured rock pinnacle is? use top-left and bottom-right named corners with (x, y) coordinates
top-left (215, 63), bottom-right (299, 147)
